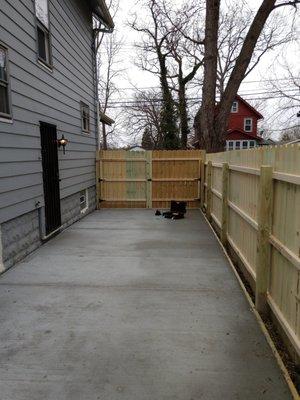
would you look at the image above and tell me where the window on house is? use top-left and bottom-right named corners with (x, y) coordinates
top-left (231, 101), bottom-right (238, 113)
top-left (242, 141), bottom-right (248, 149)
top-left (35, 0), bottom-right (51, 66)
top-left (80, 189), bottom-right (88, 213)
top-left (0, 45), bottom-right (11, 118)
top-left (235, 141), bottom-right (240, 150)
top-left (81, 103), bottom-right (90, 133)
top-left (244, 118), bottom-right (253, 132)
top-left (249, 140), bottom-right (255, 148)
top-left (228, 141), bottom-right (234, 150)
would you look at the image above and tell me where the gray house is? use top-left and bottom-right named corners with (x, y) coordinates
top-left (0, 0), bottom-right (114, 270)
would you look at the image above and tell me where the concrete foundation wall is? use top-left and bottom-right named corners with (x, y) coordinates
top-left (0, 186), bottom-right (96, 272)
top-left (1, 210), bottom-right (41, 271)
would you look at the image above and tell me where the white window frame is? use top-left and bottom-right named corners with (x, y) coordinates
top-left (34, 0), bottom-right (52, 68)
top-left (0, 44), bottom-right (12, 120)
top-left (80, 189), bottom-right (89, 213)
top-left (231, 101), bottom-right (238, 113)
top-left (244, 118), bottom-right (253, 132)
top-left (81, 102), bottom-right (90, 133)
top-left (226, 140), bottom-right (257, 151)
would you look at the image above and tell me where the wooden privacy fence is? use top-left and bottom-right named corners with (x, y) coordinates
top-left (202, 145), bottom-right (300, 361)
top-left (96, 145), bottom-right (300, 361)
top-left (96, 149), bottom-right (205, 209)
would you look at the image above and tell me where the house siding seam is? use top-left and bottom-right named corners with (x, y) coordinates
top-left (0, 0), bottom-right (100, 269)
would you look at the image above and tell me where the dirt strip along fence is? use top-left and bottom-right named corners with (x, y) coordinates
top-left (96, 149), bottom-right (205, 209)
top-left (203, 144), bottom-right (300, 363)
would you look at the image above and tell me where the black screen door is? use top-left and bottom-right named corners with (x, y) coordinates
top-left (40, 122), bottom-right (61, 235)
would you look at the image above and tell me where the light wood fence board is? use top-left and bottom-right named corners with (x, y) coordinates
top-left (97, 150), bottom-right (205, 209)
top-left (204, 144), bottom-right (300, 359)
top-left (97, 145), bottom-right (300, 359)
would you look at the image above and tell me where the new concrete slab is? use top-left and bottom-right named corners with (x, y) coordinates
top-left (0, 210), bottom-right (292, 399)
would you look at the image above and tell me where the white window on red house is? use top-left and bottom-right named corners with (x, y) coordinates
top-left (235, 141), bottom-right (240, 149)
top-left (242, 141), bottom-right (248, 149)
top-left (231, 101), bottom-right (238, 113)
top-left (249, 140), bottom-right (255, 148)
top-left (244, 118), bottom-right (253, 132)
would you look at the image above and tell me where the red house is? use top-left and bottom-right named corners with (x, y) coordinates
top-left (225, 95), bottom-right (263, 150)
top-left (193, 95), bottom-right (264, 150)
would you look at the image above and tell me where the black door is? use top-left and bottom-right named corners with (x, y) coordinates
top-left (40, 122), bottom-right (61, 235)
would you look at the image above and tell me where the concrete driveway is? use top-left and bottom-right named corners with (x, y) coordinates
top-left (0, 210), bottom-right (292, 399)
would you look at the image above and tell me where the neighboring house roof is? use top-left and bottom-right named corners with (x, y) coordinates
top-left (261, 138), bottom-right (277, 145)
top-left (235, 95), bottom-right (263, 119)
top-left (282, 138), bottom-right (300, 145)
top-left (89, 0), bottom-right (114, 29)
top-left (99, 111), bottom-right (115, 126)
top-left (226, 129), bottom-right (263, 141)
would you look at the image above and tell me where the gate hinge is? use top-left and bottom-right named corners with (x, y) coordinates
top-left (98, 178), bottom-right (104, 183)
top-left (147, 178), bottom-right (152, 182)
top-left (98, 198), bottom-right (104, 203)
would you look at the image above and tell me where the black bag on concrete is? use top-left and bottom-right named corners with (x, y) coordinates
top-left (170, 201), bottom-right (187, 214)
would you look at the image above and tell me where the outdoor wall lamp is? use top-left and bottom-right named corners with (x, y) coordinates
top-left (57, 135), bottom-right (68, 154)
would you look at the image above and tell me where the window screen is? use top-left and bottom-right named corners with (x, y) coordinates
top-left (0, 46), bottom-right (11, 117)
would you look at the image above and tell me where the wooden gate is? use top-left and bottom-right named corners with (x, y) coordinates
top-left (96, 149), bottom-right (205, 208)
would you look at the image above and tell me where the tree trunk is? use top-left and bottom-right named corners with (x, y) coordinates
top-left (178, 79), bottom-right (189, 149)
top-left (214, 0), bottom-right (277, 142)
top-left (102, 123), bottom-right (108, 150)
top-left (159, 55), bottom-right (179, 149)
top-left (199, 0), bottom-right (220, 152)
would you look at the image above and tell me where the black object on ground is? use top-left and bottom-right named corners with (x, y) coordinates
top-left (155, 210), bottom-right (161, 216)
top-left (162, 201), bottom-right (187, 220)
top-left (170, 201), bottom-right (187, 214)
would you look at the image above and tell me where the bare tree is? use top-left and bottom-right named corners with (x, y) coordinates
top-left (129, 0), bottom-right (180, 149)
top-left (124, 89), bottom-right (164, 148)
top-left (216, 4), bottom-right (294, 95)
top-left (280, 125), bottom-right (300, 141)
top-left (94, 0), bottom-right (125, 149)
top-left (199, 0), bottom-right (300, 152)
top-left (266, 54), bottom-right (300, 126)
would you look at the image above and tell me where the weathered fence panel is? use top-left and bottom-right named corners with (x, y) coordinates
top-left (204, 144), bottom-right (300, 361)
top-left (96, 149), bottom-right (205, 209)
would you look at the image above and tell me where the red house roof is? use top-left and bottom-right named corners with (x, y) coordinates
top-left (235, 95), bottom-right (263, 119)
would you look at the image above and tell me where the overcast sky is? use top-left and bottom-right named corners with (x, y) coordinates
top-left (100, 0), bottom-right (300, 144)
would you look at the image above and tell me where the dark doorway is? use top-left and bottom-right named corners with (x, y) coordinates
top-left (40, 122), bottom-right (61, 236)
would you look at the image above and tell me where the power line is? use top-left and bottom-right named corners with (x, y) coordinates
top-left (105, 90), bottom-right (300, 105)
top-left (104, 77), bottom-right (299, 92)
top-left (105, 93), bottom-right (300, 109)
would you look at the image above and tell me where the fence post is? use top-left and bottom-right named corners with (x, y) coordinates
top-left (221, 163), bottom-right (229, 246)
top-left (146, 151), bottom-right (152, 208)
top-left (200, 160), bottom-right (205, 209)
top-left (206, 161), bottom-right (212, 221)
top-left (255, 165), bottom-right (273, 315)
top-left (96, 151), bottom-right (101, 210)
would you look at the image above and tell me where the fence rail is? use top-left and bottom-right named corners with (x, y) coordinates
top-left (203, 144), bottom-right (300, 361)
top-left (96, 149), bottom-right (205, 209)
top-left (96, 145), bottom-right (300, 362)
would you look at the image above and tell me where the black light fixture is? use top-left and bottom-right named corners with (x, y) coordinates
top-left (57, 134), bottom-right (68, 154)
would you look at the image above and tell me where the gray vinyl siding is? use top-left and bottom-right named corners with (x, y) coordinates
top-left (0, 0), bottom-right (97, 223)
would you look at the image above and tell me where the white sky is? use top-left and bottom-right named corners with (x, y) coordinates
top-left (100, 0), bottom-right (300, 144)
